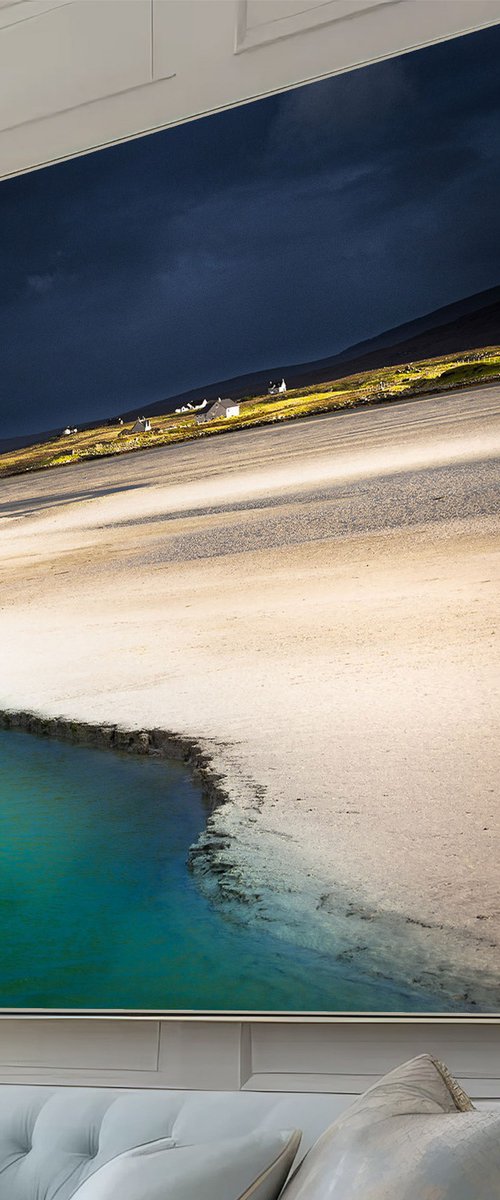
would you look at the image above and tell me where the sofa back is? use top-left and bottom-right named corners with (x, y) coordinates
top-left (0, 1084), bottom-right (346, 1199)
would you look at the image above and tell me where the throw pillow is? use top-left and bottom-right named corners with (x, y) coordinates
top-left (281, 1053), bottom-right (500, 1199)
top-left (70, 1127), bottom-right (300, 1200)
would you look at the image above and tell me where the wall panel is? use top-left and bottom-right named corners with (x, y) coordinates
top-left (1, 0), bottom-right (500, 177)
top-left (0, 1019), bottom-right (498, 1099)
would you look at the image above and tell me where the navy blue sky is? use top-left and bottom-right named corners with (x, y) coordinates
top-left (1, 24), bottom-right (500, 438)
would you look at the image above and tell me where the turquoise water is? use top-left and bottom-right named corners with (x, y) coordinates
top-left (0, 729), bottom-right (442, 1011)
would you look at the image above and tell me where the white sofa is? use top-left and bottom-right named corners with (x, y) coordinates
top-left (0, 1084), bottom-right (346, 1199)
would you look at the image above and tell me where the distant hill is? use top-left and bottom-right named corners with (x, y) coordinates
top-left (121, 283), bottom-right (500, 420)
top-left (2, 285), bottom-right (499, 454)
top-left (0, 427), bottom-right (61, 454)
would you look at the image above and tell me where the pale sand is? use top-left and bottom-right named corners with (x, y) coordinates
top-left (1, 388), bottom-right (499, 1006)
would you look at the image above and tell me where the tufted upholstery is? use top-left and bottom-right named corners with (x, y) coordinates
top-left (0, 1085), bottom-right (347, 1200)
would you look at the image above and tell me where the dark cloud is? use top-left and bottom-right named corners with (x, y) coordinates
top-left (0, 24), bottom-right (499, 438)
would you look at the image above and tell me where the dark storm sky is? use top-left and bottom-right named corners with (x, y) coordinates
top-left (1, 25), bottom-right (500, 439)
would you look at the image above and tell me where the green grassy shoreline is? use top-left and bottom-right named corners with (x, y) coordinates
top-left (2, 344), bottom-right (499, 480)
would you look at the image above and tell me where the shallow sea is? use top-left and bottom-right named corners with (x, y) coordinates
top-left (0, 729), bottom-right (444, 1011)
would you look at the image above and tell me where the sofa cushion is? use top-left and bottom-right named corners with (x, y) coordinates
top-left (281, 1054), bottom-right (500, 1199)
top-left (69, 1128), bottom-right (300, 1200)
top-left (0, 1085), bottom-right (343, 1199)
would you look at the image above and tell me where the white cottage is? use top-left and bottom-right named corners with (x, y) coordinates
top-left (196, 398), bottom-right (240, 424)
top-left (268, 378), bottom-right (287, 396)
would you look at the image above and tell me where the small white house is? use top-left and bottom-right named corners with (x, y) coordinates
top-left (196, 397), bottom-right (240, 425)
top-left (131, 416), bottom-right (151, 433)
top-left (222, 400), bottom-right (240, 418)
top-left (268, 378), bottom-right (287, 396)
top-left (175, 399), bottom-right (207, 415)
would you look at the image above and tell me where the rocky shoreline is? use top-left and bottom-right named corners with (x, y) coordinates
top-left (2, 708), bottom-right (499, 1014)
top-left (188, 807), bottom-right (500, 1013)
top-left (0, 707), bottom-right (229, 815)
top-left (0, 706), bottom-right (266, 917)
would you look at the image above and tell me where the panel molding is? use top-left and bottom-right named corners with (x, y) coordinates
top-left (234, 0), bottom-right (401, 54)
top-left (0, 1018), bottom-right (160, 1074)
top-left (0, 1018), bottom-right (497, 1098)
top-left (0, 1), bottom-right (71, 33)
top-left (0, 72), bottom-right (177, 138)
top-left (2, 1), bottom-right (500, 179)
top-left (0, 0), bottom-right (175, 136)
top-left (241, 1020), bottom-right (500, 1098)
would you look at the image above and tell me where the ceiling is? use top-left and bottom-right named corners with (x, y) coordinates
top-left (1, 0), bottom-right (500, 179)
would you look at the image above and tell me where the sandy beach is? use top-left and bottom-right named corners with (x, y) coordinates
top-left (1, 385), bottom-right (499, 1008)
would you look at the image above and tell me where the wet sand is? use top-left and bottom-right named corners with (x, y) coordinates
top-left (1, 385), bottom-right (499, 1008)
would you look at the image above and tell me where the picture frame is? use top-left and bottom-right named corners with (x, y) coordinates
top-left (0, 22), bottom-right (498, 1020)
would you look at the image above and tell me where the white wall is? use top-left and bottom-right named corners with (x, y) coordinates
top-left (0, 1018), bottom-right (499, 1104)
top-left (1, 0), bottom-right (500, 179)
top-left (1, 0), bottom-right (499, 1091)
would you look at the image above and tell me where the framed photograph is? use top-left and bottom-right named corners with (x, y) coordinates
top-left (0, 24), bottom-right (498, 1017)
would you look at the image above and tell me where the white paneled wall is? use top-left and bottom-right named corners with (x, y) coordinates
top-left (0, 1019), bottom-right (499, 1101)
top-left (1, 1), bottom-right (500, 178)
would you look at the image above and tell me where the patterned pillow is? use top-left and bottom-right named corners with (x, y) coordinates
top-left (281, 1054), bottom-right (500, 1199)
